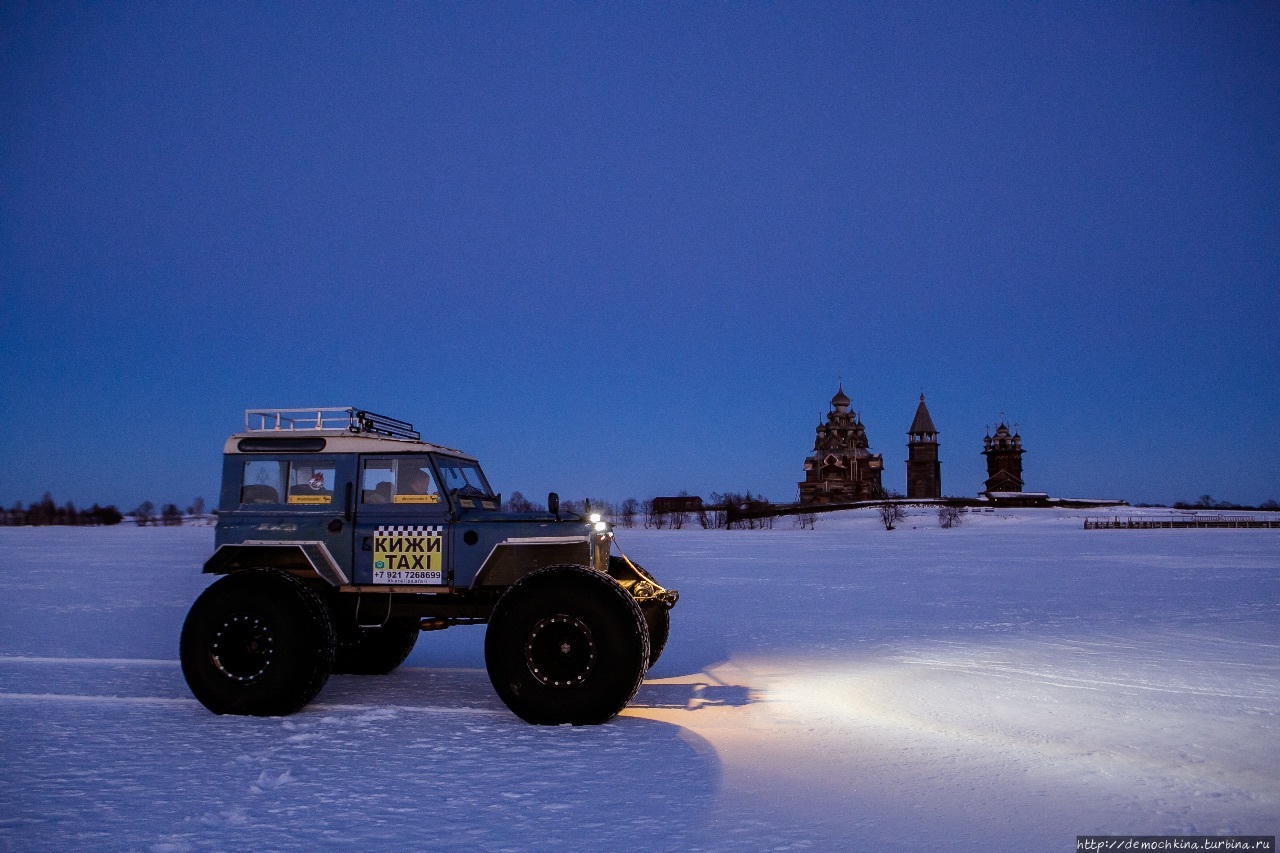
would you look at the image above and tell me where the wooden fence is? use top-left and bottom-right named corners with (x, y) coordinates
top-left (1084, 515), bottom-right (1280, 529)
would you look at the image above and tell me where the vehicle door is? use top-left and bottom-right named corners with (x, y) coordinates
top-left (431, 454), bottom-right (500, 586)
top-left (353, 456), bottom-right (451, 586)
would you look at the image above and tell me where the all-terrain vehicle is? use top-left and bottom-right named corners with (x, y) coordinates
top-left (180, 407), bottom-right (677, 725)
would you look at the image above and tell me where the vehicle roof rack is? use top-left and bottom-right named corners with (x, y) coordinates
top-left (244, 407), bottom-right (421, 441)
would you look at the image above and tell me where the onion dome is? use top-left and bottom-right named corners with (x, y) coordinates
top-left (831, 385), bottom-right (850, 413)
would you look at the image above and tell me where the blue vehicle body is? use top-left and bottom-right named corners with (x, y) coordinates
top-left (203, 407), bottom-right (674, 617)
top-left (183, 407), bottom-right (676, 724)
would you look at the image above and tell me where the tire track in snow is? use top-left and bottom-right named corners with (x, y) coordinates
top-left (0, 691), bottom-right (505, 715)
top-left (898, 657), bottom-right (1276, 700)
top-left (0, 693), bottom-right (196, 705)
top-left (0, 656), bottom-right (180, 665)
top-left (0, 657), bottom-right (508, 715)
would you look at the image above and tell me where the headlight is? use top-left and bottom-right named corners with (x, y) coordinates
top-left (593, 521), bottom-right (609, 533)
top-left (589, 513), bottom-right (602, 523)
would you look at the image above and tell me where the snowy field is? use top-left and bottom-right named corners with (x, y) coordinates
top-left (0, 507), bottom-right (1276, 851)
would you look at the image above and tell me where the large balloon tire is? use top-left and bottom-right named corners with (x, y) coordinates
top-left (333, 620), bottom-right (420, 675)
top-left (485, 565), bottom-right (649, 725)
top-left (180, 570), bottom-right (334, 716)
top-left (641, 601), bottom-right (671, 668)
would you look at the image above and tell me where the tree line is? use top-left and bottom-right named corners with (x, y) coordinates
top-left (502, 488), bottom-right (971, 532)
top-left (2, 493), bottom-right (124, 526)
top-left (502, 490), bottom-right (782, 530)
top-left (0, 493), bottom-right (208, 527)
top-left (1170, 495), bottom-right (1279, 512)
top-left (128, 497), bottom-right (207, 527)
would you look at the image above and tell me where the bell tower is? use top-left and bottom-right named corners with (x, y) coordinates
top-left (905, 395), bottom-right (941, 499)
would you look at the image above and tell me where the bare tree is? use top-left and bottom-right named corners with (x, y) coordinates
top-left (161, 504), bottom-right (184, 526)
top-left (619, 498), bottom-right (639, 528)
top-left (93, 505), bottom-right (124, 525)
top-left (793, 511), bottom-right (817, 530)
top-left (29, 493), bottom-right (56, 526)
top-left (132, 501), bottom-right (155, 527)
top-left (504, 491), bottom-right (533, 513)
top-left (642, 499), bottom-right (666, 530)
top-left (707, 492), bottom-right (731, 529)
top-left (670, 490), bottom-right (691, 530)
top-left (937, 505), bottom-right (963, 529)
top-left (744, 491), bottom-right (774, 530)
top-left (757, 503), bottom-right (775, 530)
top-left (187, 497), bottom-right (206, 517)
top-left (875, 489), bottom-right (905, 531)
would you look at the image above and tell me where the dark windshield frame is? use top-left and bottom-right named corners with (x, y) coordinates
top-left (431, 455), bottom-right (494, 498)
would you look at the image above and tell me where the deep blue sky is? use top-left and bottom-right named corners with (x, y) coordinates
top-left (2, 2), bottom-right (1277, 510)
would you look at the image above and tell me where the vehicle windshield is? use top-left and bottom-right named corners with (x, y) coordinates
top-left (433, 456), bottom-right (494, 497)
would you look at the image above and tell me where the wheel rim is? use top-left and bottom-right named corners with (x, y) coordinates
top-left (211, 613), bottom-right (274, 683)
top-left (525, 614), bottom-right (595, 687)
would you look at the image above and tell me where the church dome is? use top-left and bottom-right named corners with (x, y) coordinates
top-left (831, 386), bottom-right (850, 410)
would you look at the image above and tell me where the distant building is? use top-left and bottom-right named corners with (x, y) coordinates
top-left (799, 386), bottom-right (883, 505)
top-left (982, 421), bottom-right (1025, 494)
top-left (905, 395), bottom-right (941, 499)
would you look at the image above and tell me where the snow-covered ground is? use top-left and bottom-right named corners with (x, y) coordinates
top-left (1, 507), bottom-right (1276, 851)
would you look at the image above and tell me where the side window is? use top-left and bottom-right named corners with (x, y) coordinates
top-left (241, 460), bottom-right (286, 505)
top-left (361, 460), bottom-right (396, 504)
top-left (361, 458), bottom-right (441, 505)
top-left (287, 461), bottom-right (335, 505)
top-left (395, 461), bottom-right (439, 504)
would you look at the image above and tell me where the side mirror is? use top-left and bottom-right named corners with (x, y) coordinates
top-left (547, 492), bottom-right (559, 519)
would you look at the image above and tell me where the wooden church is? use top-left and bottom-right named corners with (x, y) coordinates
top-left (798, 387), bottom-right (884, 505)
